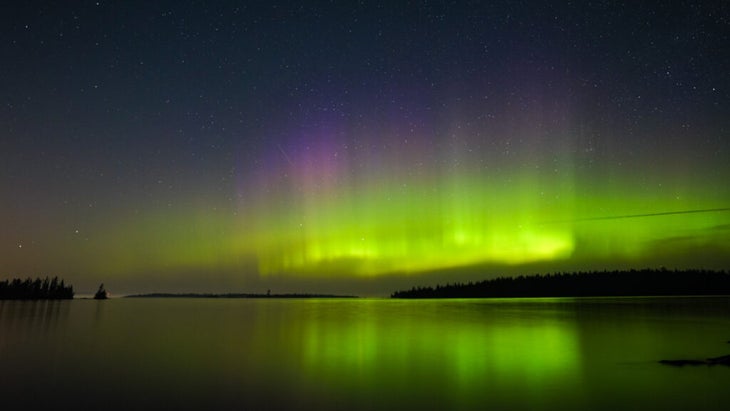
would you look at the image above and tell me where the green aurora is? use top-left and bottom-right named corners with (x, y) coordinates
top-left (2, 1), bottom-right (729, 295)
top-left (246, 132), bottom-right (729, 283)
top-left (7, 151), bottom-right (728, 296)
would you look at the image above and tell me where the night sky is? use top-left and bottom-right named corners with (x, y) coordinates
top-left (2, 1), bottom-right (729, 295)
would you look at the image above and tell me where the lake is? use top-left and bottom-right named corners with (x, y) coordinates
top-left (1, 297), bottom-right (728, 410)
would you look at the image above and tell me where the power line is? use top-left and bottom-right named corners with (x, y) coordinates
top-left (542, 207), bottom-right (730, 224)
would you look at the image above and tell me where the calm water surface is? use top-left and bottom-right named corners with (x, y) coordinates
top-left (1, 297), bottom-right (728, 410)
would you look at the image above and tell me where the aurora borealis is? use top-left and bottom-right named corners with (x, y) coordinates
top-left (1, 1), bottom-right (729, 295)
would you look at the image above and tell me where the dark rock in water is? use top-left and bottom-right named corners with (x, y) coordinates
top-left (660, 354), bottom-right (730, 367)
top-left (706, 355), bottom-right (730, 365)
top-left (659, 359), bottom-right (707, 366)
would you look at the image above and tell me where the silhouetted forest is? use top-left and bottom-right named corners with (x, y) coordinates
top-left (391, 269), bottom-right (730, 298)
top-left (0, 277), bottom-right (74, 300)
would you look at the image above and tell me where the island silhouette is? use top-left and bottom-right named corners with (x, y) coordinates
top-left (94, 283), bottom-right (109, 300)
top-left (391, 268), bottom-right (730, 298)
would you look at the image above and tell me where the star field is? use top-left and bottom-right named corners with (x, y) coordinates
top-left (1, 1), bottom-right (728, 295)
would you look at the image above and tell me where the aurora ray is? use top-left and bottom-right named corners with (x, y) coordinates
top-left (1, 1), bottom-right (728, 294)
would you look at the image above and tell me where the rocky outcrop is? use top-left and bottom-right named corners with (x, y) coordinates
top-left (660, 355), bottom-right (730, 366)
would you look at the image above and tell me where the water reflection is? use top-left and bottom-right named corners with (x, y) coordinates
top-left (296, 300), bottom-right (580, 385)
top-left (0, 298), bottom-right (728, 410)
top-left (0, 299), bottom-right (70, 341)
top-left (217, 299), bottom-right (584, 409)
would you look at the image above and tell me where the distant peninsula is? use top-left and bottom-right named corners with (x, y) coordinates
top-left (391, 268), bottom-right (730, 299)
top-left (0, 277), bottom-right (74, 300)
top-left (126, 292), bottom-right (357, 299)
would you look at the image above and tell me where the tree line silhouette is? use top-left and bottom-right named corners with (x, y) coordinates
top-left (391, 268), bottom-right (730, 298)
top-left (0, 277), bottom-right (74, 300)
